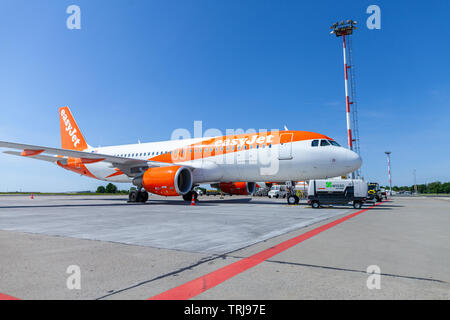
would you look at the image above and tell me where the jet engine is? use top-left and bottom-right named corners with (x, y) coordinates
top-left (217, 182), bottom-right (256, 195)
top-left (134, 166), bottom-right (193, 196)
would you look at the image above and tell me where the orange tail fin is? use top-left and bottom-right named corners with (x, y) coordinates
top-left (59, 106), bottom-right (88, 151)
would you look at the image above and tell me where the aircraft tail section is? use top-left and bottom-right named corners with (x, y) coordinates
top-left (59, 106), bottom-right (89, 151)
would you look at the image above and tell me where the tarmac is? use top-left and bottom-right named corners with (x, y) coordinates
top-left (0, 194), bottom-right (448, 299)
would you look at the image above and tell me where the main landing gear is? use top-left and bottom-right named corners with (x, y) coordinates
top-left (183, 190), bottom-right (198, 202)
top-left (129, 189), bottom-right (148, 203)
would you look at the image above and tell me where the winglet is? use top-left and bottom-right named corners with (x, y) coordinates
top-left (59, 106), bottom-right (88, 151)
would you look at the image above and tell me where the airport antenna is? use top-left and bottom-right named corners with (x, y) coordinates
top-left (413, 169), bottom-right (417, 194)
top-left (385, 151), bottom-right (392, 196)
top-left (330, 20), bottom-right (361, 179)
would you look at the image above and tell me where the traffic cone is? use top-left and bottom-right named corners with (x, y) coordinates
top-left (30, 193), bottom-right (34, 199)
top-left (191, 193), bottom-right (196, 206)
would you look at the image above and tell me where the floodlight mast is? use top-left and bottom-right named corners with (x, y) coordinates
top-left (330, 20), bottom-right (359, 178)
top-left (385, 151), bottom-right (392, 197)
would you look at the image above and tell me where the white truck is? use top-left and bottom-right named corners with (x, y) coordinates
top-left (307, 179), bottom-right (368, 209)
top-left (268, 185), bottom-right (287, 199)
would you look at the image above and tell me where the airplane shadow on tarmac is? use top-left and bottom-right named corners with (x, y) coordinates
top-left (0, 198), bottom-right (401, 210)
top-left (0, 197), bottom-right (258, 209)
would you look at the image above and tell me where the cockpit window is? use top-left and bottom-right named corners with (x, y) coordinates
top-left (328, 140), bottom-right (340, 146)
top-left (320, 140), bottom-right (330, 146)
top-left (311, 140), bottom-right (319, 147)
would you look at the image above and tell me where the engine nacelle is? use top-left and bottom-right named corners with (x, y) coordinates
top-left (218, 182), bottom-right (256, 195)
top-left (134, 166), bottom-right (193, 196)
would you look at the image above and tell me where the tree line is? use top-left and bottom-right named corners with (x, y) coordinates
top-left (96, 183), bottom-right (130, 194)
top-left (97, 181), bottom-right (450, 195)
top-left (382, 181), bottom-right (450, 194)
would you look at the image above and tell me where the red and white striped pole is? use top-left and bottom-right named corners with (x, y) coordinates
top-left (385, 151), bottom-right (392, 197)
top-left (342, 34), bottom-right (353, 151)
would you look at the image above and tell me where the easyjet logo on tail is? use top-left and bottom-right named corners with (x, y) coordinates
top-left (59, 107), bottom-right (88, 151)
top-left (61, 109), bottom-right (81, 147)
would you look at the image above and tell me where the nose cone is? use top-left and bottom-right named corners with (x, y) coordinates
top-left (347, 150), bottom-right (362, 172)
top-left (326, 147), bottom-right (363, 177)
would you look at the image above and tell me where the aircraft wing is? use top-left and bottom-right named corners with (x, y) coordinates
top-left (0, 140), bottom-right (182, 177)
top-left (2, 150), bottom-right (68, 164)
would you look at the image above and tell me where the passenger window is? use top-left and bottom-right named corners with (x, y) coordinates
top-left (311, 140), bottom-right (319, 147)
top-left (320, 140), bottom-right (330, 146)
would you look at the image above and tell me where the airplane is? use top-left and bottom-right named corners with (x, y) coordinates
top-left (0, 107), bottom-right (362, 204)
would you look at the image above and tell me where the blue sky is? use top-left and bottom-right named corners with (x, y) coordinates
top-left (0, 0), bottom-right (449, 192)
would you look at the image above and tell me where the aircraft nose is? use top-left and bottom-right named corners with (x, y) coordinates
top-left (347, 150), bottom-right (362, 171)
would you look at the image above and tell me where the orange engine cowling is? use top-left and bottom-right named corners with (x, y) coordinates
top-left (219, 182), bottom-right (256, 195)
top-left (134, 166), bottom-right (193, 196)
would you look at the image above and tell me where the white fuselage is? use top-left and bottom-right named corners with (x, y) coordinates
top-left (78, 134), bottom-right (362, 184)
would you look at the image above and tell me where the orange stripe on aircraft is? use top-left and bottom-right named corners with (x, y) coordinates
top-left (106, 169), bottom-right (125, 178)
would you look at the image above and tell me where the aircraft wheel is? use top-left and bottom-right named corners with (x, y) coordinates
top-left (129, 190), bottom-right (138, 202)
top-left (183, 191), bottom-right (193, 202)
top-left (353, 201), bottom-right (362, 209)
top-left (287, 195), bottom-right (299, 205)
top-left (138, 191), bottom-right (148, 203)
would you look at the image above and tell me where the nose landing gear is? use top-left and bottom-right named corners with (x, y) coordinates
top-left (287, 194), bottom-right (299, 205)
top-left (286, 181), bottom-right (300, 205)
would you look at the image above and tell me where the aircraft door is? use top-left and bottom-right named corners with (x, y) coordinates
top-left (278, 133), bottom-right (293, 160)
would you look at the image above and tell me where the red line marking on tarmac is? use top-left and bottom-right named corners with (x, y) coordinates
top-left (0, 293), bottom-right (20, 300)
top-left (148, 200), bottom-right (388, 300)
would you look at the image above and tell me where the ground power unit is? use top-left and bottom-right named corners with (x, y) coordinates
top-left (307, 179), bottom-right (368, 209)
